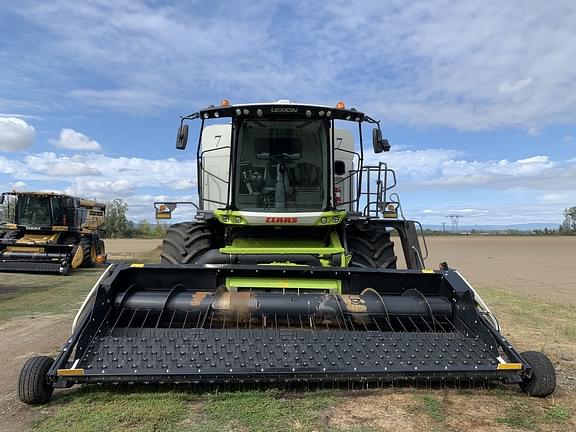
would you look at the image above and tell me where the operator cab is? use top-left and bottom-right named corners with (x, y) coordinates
top-left (0, 193), bottom-right (70, 228)
top-left (235, 119), bottom-right (327, 211)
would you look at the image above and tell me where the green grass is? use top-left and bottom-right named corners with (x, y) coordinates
top-left (34, 388), bottom-right (191, 432)
top-left (544, 404), bottom-right (571, 422)
top-left (495, 400), bottom-right (573, 430)
top-left (497, 400), bottom-right (538, 430)
top-left (0, 268), bottom-right (102, 322)
top-left (478, 286), bottom-right (576, 342)
top-left (186, 390), bottom-right (335, 432)
top-left (419, 395), bottom-right (445, 423)
top-left (33, 388), bottom-right (338, 432)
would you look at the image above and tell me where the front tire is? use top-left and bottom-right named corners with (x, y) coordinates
top-left (18, 356), bottom-right (54, 404)
top-left (347, 224), bottom-right (397, 269)
top-left (80, 236), bottom-right (96, 268)
top-left (160, 222), bottom-right (213, 264)
top-left (520, 351), bottom-right (556, 397)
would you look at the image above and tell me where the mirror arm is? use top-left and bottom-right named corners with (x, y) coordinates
top-left (181, 112), bottom-right (200, 121)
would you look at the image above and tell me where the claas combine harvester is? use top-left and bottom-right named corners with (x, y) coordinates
top-left (0, 192), bottom-right (106, 274)
top-left (18, 100), bottom-right (555, 404)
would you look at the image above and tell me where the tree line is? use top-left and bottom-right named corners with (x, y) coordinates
top-left (103, 199), bottom-right (167, 238)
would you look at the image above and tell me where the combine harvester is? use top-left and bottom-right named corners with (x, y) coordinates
top-left (18, 101), bottom-right (555, 403)
top-left (0, 192), bottom-right (106, 274)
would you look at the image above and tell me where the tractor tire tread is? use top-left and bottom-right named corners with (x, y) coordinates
top-left (18, 356), bottom-right (54, 404)
top-left (161, 222), bottom-right (213, 264)
top-left (347, 226), bottom-right (397, 269)
top-left (520, 351), bottom-right (556, 397)
top-left (80, 237), bottom-right (95, 268)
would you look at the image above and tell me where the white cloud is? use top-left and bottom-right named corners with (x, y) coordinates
top-left (498, 78), bottom-right (533, 94)
top-left (527, 127), bottom-right (541, 136)
top-left (0, 117), bottom-right (35, 151)
top-left (0, 152), bottom-right (198, 221)
top-left (50, 128), bottom-right (102, 151)
top-left (68, 89), bottom-right (171, 113)
top-left (3, 1), bottom-right (576, 128)
top-left (0, 113), bottom-right (43, 120)
top-left (0, 152), bottom-right (197, 190)
top-left (10, 181), bottom-right (27, 190)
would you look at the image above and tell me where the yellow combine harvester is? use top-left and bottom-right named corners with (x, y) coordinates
top-left (0, 192), bottom-right (106, 274)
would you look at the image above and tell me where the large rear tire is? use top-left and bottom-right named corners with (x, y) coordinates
top-left (160, 222), bottom-right (213, 264)
top-left (347, 224), bottom-right (397, 269)
top-left (18, 356), bottom-right (54, 404)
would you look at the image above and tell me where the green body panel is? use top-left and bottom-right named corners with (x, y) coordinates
top-left (213, 209), bottom-right (347, 226)
top-left (226, 276), bottom-right (341, 293)
top-left (219, 231), bottom-right (346, 267)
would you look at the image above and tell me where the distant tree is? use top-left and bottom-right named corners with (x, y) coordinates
top-left (104, 199), bottom-right (130, 238)
top-left (138, 220), bottom-right (153, 237)
top-left (560, 206), bottom-right (576, 234)
top-left (153, 222), bottom-right (166, 238)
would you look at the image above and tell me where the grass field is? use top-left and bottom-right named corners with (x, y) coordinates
top-left (0, 237), bottom-right (574, 432)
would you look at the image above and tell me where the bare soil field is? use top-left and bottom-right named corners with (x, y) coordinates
top-left (105, 236), bottom-right (576, 305)
top-left (424, 236), bottom-right (576, 305)
top-left (105, 238), bottom-right (162, 259)
top-left (0, 236), bottom-right (574, 431)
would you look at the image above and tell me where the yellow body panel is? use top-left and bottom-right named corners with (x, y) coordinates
top-left (15, 233), bottom-right (60, 244)
top-left (71, 246), bottom-right (84, 269)
top-left (5, 246), bottom-right (45, 253)
top-left (57, 368), bottom-right (85, 376)
top-left (497, 363), bottom-right (523, 370)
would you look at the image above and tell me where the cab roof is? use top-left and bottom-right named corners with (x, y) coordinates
top-left (193, 100), bottom-right (367, 122)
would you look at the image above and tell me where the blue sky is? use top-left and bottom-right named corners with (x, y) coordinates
top-left (0, 0), bottom-right (575, 225)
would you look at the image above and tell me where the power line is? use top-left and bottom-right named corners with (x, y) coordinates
top-left (444, 214), bottom-right (463, 232)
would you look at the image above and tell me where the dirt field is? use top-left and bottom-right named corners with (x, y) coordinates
top-left (105, 238), bottom-right (163, 256)
top-left (106, 236), bottom-right (576, 305)
top-left (425, 236), bottom-right (576, 305)
top-left (0, 236), bottom-right (574, 431)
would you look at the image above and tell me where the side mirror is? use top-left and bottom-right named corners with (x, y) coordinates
top-left (176, 124), bottom-right (189, 150)
top-left (154, 202), bottom-right (177, 220)
top-left (372, 128), bottom-right (391, 153)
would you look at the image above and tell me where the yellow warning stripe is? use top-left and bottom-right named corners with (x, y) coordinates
top-left (130, 263), bottom-right (145, 268)
top-left (57, 368), bottom-right (85, 376)
top-left (421, 269), bottom-right (435, 274)
top-left (497, 363), bottom-right (523, 370)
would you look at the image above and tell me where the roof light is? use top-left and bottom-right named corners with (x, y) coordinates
top-left (242, 108), bottom-right (250, 115)
top-left (326, 110), bottom-right (332, 117)
top-left (214, 111), bottom-right (220, 118)
top-left (318, 110), bottom-right (325, 117)
top-left (256, 109), bottom-right (263, 117)
top-left (235, 108), bottom-right (242, 115)
top-left (203, 113), bottom-right (209, 119)
top-left (336, 101), bottom-right (346, 109)
top-left (220, 99), bottom-right (231, 107)
top-left (305, 110), bottom-right (312, 118)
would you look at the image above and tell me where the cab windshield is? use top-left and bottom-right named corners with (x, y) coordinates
top-left (234, 119), bottom-right (328, 211)
top-left (0, 194), bottom-right (63, 226)
top-left (17, 195), bottom-right (54, 225)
